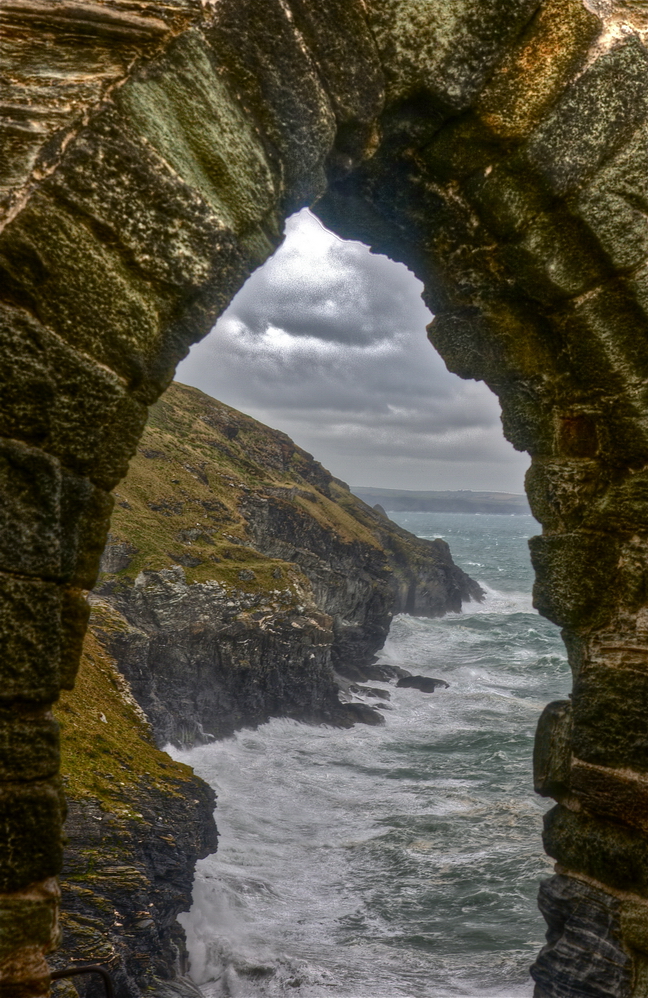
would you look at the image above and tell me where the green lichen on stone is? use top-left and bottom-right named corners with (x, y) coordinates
top-left (116, 29), bottom-right (280, 237)
top-left (0, 193), bottom-right (165, 386)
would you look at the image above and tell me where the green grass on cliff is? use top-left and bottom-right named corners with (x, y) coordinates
top-left (56, 627), bottom-right (198, 819)
top-left (103, 381), bottom-right (382, 596)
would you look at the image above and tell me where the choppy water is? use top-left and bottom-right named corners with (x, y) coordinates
top-left (170, 513), bottom-right (570, 998)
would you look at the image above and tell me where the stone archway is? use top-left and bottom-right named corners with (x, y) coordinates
top-left (2, 1), bottom-right (648, 994)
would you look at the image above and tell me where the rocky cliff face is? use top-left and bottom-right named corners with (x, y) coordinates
top-left (95, 381), bottom-right (483, 745)
top-left (51, 630), bottom-right (217, 998)
top-left (52, 381), bottom-right (482, 997)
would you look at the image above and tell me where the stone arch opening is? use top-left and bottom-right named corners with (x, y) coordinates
top-left (2, 1), bottom-right (648, 994)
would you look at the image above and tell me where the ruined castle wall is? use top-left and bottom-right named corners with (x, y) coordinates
top-left (2, 2), bottom-right (648, 995)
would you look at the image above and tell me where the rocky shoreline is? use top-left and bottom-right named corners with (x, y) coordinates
top-left (54, 383), bottom-right (483, 996)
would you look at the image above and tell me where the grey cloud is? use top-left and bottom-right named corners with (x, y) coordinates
top-left (177, 210), bottom-right (530, 492)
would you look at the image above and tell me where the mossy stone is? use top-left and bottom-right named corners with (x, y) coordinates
top-left (0, 574), bottom-right (61, 704)
top-left (573, 664), bottom-right (648, 773)
top-left (0, 192), bottom-right (166, 389)
top-left (544, 804), bottom-right (648, 895)
top-left (0, 782), bottom-right (64, 892)
top-left (477, 0), bottom-right (601, 140)
top-left (529, 531), bottom-right (620, 629)
top-left (116, 30), bottom-right (281, 237)
top-left (205, 0), bottom-right (336, 209)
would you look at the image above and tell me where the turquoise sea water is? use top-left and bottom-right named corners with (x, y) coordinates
top-left (171, 513), bottom-right (570, 998)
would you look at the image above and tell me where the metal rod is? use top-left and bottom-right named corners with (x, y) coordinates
top-left (50, 965), bottom-right (115, 998)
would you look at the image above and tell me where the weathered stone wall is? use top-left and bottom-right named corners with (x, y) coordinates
top-left (3, 1), bottom-right (648, 995)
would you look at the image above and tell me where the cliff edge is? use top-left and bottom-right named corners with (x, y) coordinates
top-left (95, 382), bottom-right (483, 744)
top-left (52, 630), bottom-right (216, 998)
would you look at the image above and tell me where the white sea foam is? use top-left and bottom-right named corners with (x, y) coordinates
top-left (170, 513), bottom-right (568, 998)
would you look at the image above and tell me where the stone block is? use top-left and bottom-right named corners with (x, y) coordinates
top-left (0, 302), bottom-right (146, 490)
top-left (543, 803), bottom-right (648, 895)
top-left (571, 759), bottom-right (648, 832)
top-left (428, 308), bottom-right (496, 382)
top-left (620, 898), bottom-right (648, 954)
top-left (365, 0), bottom-right (540, 110)
top-left (525, 36), bottom-right (648, 196)
top-left (421, 114), bottom-right (506, 183)
top-left (501, 210), bottom-right (609, 304)
top-left (555, 413), bottom-right (600, 460)
top-left (534, 700), bottom-right (572, 799)
top-left (0, 710), bottom-right (58, 783)
top-left (583, 466), bottom-right (648, 535)
top-left (524, 457), bottom-right (604, 532)
top-left (465, 159), bottom-right (550, 238)
top-left (204, 3), bottom-right (336, 210)
top-left (429, 295), bottom-right (558, 392)
top-left (552, 283), bottom-right (648, 401)
top-left (0, 881), bottom-right (59, 963)
top-left (576, 122), bottom-right (648, 272)
top-left (0, 781), bottom-right (64, 892)
top-left (287, 0), bottom-right (384, 161)
top-left (0, 439), bottom-right (61, 579)
top-left (529, 531), bottom-right (620, 629)
top-left (0, 573), bottom-right (61, 703)
top-left (497, 388), bottom-right (554, 457)
top-left (46, 103), bottom-right (249, 294)
top-left (531, 873), bottom-right (631, 998)
top-left (0, 437), bottom-right (113, 586)
top-left (573, 664), bottom-right (648, 772)
top-left (60, 473), bottom-right (113, 590)
top-left (0, 191), bottom-right (165, 389)
top-left (477, 0), bottom-right (601, 140)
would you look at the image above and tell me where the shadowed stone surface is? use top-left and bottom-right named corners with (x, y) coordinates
top-left (3, 1), bottom-right (648, 995)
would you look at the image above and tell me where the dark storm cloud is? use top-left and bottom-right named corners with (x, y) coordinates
top-left (177, 211), bottom-right (529, 492)
top-left (229, 222), bottom-right (419, 347)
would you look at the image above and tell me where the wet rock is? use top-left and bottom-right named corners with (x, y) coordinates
top-left (348, 684), bottom-right (391, 700)
top-left (531, 874), bottom-right (632, 998)
top-left (340, 702), bottom-right (385, 726)
top-left (336, 661), bottom-right (411, 683)
top-left (396, 675), bottom-right (449, 693)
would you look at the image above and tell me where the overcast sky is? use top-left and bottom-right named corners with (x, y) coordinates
top-left (176, 210), bottom-right (530, 493)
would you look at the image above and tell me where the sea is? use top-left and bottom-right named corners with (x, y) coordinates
top-left (170, 512), bottom-right (570, 998)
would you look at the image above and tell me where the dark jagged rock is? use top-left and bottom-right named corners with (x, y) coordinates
top-left (94, 382), bottom-right (482, 746)
top-left (348, 684), bottom-right (391, 700)
top-left (340, 702), bottom-right (385, 726)
top-left (396, 676), bottom-right (450, 693)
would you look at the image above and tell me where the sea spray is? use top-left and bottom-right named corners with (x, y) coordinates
top-left (171, 513), bottom-right (569, 997)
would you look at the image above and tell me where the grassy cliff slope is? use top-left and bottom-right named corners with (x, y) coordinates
top-left (93, 383), bottom-right (482, 743)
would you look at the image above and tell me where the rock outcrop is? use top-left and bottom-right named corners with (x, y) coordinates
top-left (51, 631), bottom-right (217, 998)
top-left (94, 382), bottom-right (482, 745)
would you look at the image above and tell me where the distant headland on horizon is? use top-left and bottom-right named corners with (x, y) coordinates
top-left (351, 487), bottom-right (532, 516)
